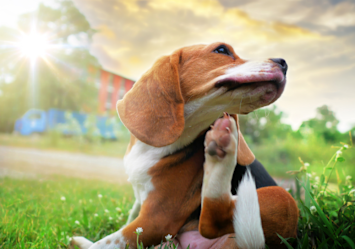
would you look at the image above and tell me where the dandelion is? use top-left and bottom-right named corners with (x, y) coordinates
top-left (94, 213), bottom-right (98, 217)
top-left (349, 189), bottom-right (355, 196)
top-left (98, 194), bottom-right (103, 198)
top-left (75, 220), bottom-right (80, 225)
top-left (61, 196), bottom-right (66, 201)
top-left (136, 227), bottom-right (143, 234)
top-left (165, 234), bottom-right (172, 241)
top-left (304, 162), bottom-right (310, 167)
top-left (310, 206), bottom-right (317, 215)
top-left (105, 209), bottom-right (109, 213)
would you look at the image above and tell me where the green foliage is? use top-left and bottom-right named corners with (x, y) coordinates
top-left (239, 105), bottom-right (292, 144)
top-left (282, 141), bottom-right (355, 248)
top-left (299, 105), bottom-right (342, 143)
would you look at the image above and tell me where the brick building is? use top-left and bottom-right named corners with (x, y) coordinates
top-left (93, 69), bottom-right (135, 113)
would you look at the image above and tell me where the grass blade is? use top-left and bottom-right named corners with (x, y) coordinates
top-left (277, 234), bottom-right (294, 249)
top-left (342, 236), bottom-right (355, 249)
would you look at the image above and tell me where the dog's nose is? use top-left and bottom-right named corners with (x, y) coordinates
top-left (270, 58), bottom-right (288, 75)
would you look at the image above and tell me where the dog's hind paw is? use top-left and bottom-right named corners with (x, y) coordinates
top-left (205, 112), bottom-right (238, 160)
top-left (68, 236), bottom-right (93, 249)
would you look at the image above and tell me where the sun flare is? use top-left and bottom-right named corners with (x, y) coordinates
top-left (18, 32), bottom-right (48, 59)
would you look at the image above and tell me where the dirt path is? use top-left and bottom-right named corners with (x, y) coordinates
top-left (0, 145), bottom-right (128, 184)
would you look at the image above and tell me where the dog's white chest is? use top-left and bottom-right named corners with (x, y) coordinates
top-left (124, 141), bottom-right (170, 203)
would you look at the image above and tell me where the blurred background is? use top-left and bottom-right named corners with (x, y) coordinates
top-left (0, 0), bottom-right (354, 179)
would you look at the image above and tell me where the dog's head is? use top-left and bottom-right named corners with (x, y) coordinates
top-left (117, 42), bottom-right (287, 150)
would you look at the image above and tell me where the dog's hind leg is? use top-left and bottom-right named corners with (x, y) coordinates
top-left (199, 114), bottom-right (299, 249)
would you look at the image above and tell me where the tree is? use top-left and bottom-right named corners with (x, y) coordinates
top-left (0, 0), bottom-right (100, 132)
top-left (299, 105), bottom-right (341, 142)
top-left (238, 105), bottom-right (292, 144)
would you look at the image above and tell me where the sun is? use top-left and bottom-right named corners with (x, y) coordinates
top-left (18, 32), bottom-right (49, 59)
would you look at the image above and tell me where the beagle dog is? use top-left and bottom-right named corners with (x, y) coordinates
top-left (70, 42), bottom-right (298, 249)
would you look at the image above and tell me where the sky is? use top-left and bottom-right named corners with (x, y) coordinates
top-left (1, 0), bottom-right (354, 131)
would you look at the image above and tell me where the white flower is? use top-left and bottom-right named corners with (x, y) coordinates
top-left (344, 144), bottom-right (349, 149)
top-left (349, 189), bottom-right (355, 196)
top-left (304, 163), bottom-right (310, 167)
top-left (346, 175), bottom-right (352, 181)
top-left (306, 173), bottom-right (312, 178)
top-left (336, 150), bottom-right (342, 155)
top-left (105, 209), bottom-right (109, 213)
top-left (109, 217), bottom-right (113, 220)
top-left (165, 234), bottom-right (172, 241)
top-left (98, 194), bottom-right (103, 198)
top-left (94, 213), bottom-right (98, 217)
top-left (315, 176), bottom-right (320, 182)
top-left (116, 207), bottom-right (122, 212)
top-left (61, 196), bottom-right (66, 201)
top-left (310, 206), bottom-right (317, 215)
top-left (136, 227), bottom-right (143, 234)
top-left (75, 220), bottom-right (80, 225)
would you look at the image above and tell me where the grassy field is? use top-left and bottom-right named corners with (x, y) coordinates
top-left (1, 142), bottom-right (354, 248)
top-left (0, 176), bottom-right (134, 248)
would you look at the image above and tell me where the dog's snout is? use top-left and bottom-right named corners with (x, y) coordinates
top-left (270, 58), bottom-right (288, 75)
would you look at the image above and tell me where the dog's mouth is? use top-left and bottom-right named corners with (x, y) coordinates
top-left (215, 73), bottom-right (286, 104)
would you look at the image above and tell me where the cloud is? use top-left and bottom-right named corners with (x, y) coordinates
top-left (73, 0), bottom-right (323, 77)
top-left (72, 0), bottom-right (355, 131)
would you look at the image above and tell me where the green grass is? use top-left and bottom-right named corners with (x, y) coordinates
top-left (280, 142), bottom-right (355, 248)
top-left (250, 133), bottom-right (355, 178)
top-left (1, 136), bottom-right (354, 249)
top-left (0, 176), bottom-right (134, 248)
top-left (0, 133), bottom-right (130, 158)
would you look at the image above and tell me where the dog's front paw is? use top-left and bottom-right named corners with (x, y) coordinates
top-left (205, 113), bottom-right (238, 159)
top-left (68, 236), bottom-right (93, 249)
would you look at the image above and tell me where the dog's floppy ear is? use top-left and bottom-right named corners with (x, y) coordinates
top-left (230, 114), bottom-right (255, 166)
top-left (116, 50), bottom-right (184, 147)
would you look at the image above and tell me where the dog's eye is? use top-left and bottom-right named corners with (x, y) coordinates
top-left (213, 45), bottom-right (230, 55)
